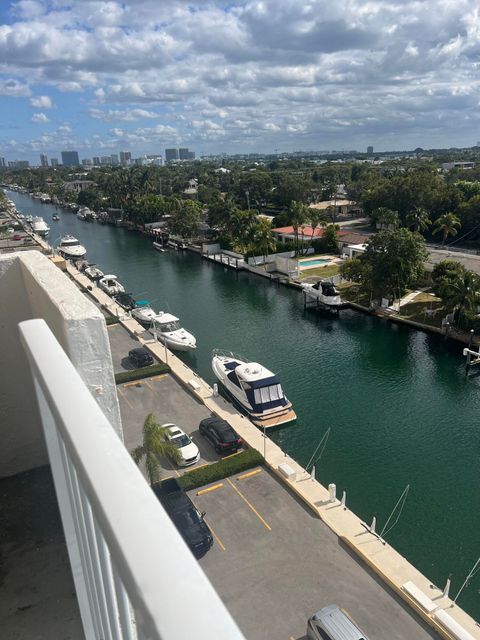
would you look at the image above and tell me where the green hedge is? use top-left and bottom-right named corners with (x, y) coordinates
top-left (179, 448), bottom-right (264, 491)
top-left (115, 363), bottom-right (170, 384)
top-left (105, 315), bottom-right (120, 325)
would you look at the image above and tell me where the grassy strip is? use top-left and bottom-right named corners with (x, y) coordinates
top-left (299, 264), bottom-right (340, 281)
top-left (115, 363), bottom-right (170, 385)
top-left (179, 448), bottom-right (264, 491)
top-left (105, 315), bottom-right (120, 325)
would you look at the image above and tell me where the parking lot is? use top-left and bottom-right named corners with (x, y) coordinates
top-left (192, 469), bottom-right (438, 640)
top-left (117, 372), bottom-right (222, 472)
top-left (107, 322), bottom-right (154, 373)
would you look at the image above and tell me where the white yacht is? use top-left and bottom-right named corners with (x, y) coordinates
top-left (301, 280), bottom-right (342, 307)
top-left (131, 301), bottom-right (160, 326)
top-left (57, 235), bottom-right (87, 259)
top-left (83, 264), bottom-right (104, 281)
top-left (149, 312), bottom-right (196, 352)
top-left (98, 275), bottom-right (125, 297)
top-left (31, 216), bottom-right (50, 237)
top-left (77, 207), bottom-right (90, 221)
top-left (211, 350), bottom-right (296, 428)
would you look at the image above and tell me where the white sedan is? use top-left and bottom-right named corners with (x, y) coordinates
top-left (163, 424), bottom-right (200, 467)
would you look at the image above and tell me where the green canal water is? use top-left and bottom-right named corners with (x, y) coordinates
top-left (9, 191), bottom-right (480, 619)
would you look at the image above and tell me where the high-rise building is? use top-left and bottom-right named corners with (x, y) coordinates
top-left (367, 146), bottom-right (374, 154)
top-left (61, 150), bottom-right (80, 166)
top-left (110, 154), bottom-right (119, 165)
top-left (40, 154), bottom-right (48, 167)
top-left (179, 148), bottom-right (195, 160)
top-left (92, 156), bottom-right (100, 165)
top-left (0, 157), bottom-right (6, 167)
top-left (165, 148), bottom-right (179, 163)
top-left (100, 156), bottom-right (111, 165)
top-left (119, 151), bottom-right (131, 165)
top-left (82, 159), bottom-right (93, 166)
top-left (8, 160), bottom-right (30, 168)
top-left (50, 158), bottom-right (59, 166)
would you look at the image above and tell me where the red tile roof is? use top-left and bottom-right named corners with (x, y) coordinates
top-left (272, 226), bottom-right (370, 244)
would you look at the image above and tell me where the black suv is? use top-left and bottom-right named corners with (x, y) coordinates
top-left (153, 478), bottom-right (213, 557)
top-left (128, 347), bottom-right (154, 368)
top-left (199, 417), bottom-right (243, 454)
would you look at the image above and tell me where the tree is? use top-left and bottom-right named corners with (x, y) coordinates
top-left (227, 208), bottom-right (257, 253)
top-left (289, 200), bottom-right (308, 255)
top-left (432, 212), bottom-right (461, 245)
top-left (372, 207), bottom-right (400, 230)
top-left (322, 224), bottom-right (340, 253)
top-left (252, 218), bottom-right (276, 263)
top-left (168, 200), bottom-right (201, 239)
top-left (355, 229), bottom-right (428, 298)
top-left (406, 207), bottom-right (431, 234)
top-left (432, 261), bottom-right (480, 328)
top-left (308, 208), bottom-right (327, 244)
top-left (131, 414), bottom-right (179, 485)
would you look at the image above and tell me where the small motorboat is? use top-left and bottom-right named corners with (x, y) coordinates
top-left (149, 312), bottom-right (196, 352)
top-left (131, 300), bottom-right (159, 326)
top-left (57, 235), bottom-right (87, 259)
top-left (211, 350), bottom-right (296, 428)
top-left (98, 275), bottom-right (125, 297)
top-left (153, 241), bottom-right (165, 252)
top-left (52, 215), bottom-right (60, 221)
top-left (114, 292), bottom-right (137, 311)
top-left (32, 216), bottom-right (50, 237)
top-left (301, 280), bottom-right (342, 307)
top-left (84, 264), bottom-right (104, 281)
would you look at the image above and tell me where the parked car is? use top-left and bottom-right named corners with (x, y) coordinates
top-left (199, 416), bottom-right (242, 454)
top-left (307, 604), bottom-right (370, 640)
top-left (128, 347), bottom-right (154, 368)
top-left (163, 424), bottom-right (200, 467)
top-left (12, 234), bottom-right (22, 241)
top-left (153, 478), bottom-right (213, 556)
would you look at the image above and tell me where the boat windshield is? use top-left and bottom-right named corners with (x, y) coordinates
top-left (159, 321), bottom-right (180, 332)
top-left (62, 239), bottom-right (79, 247)
top-left (253, 383), bottom-right (284, 405)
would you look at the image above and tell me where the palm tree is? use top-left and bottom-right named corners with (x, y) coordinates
top-left (308, 208), bottom-right (327, 245)
top-left (289, 200), bottom-right (308, 256)
top-left (433, 212), bottom-right (461, 246)
top-left (406, 207), bottom-right (431, 234)
top-left (374, 207), bottom-right (400, 230)
top-left (131, 413), bottom-right (180, 485)
top-left (438, 269), bottom-right (480, 328)
top-left (253, 218), bottom-right (276, 265)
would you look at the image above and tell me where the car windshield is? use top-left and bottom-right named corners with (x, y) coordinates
top-left (159, 321), bottom-right (180, 332)
top-left (171, 434), bottom-right (190, 448)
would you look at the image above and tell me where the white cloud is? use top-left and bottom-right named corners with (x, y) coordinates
top-left (88, 107), bottom-right (159, 121)
top-left (31, 112), bottom-right (49, 123)
top-left (30, 95), bottom-right (54, 108)
top-left (0, 78), bottom-right (30, 97)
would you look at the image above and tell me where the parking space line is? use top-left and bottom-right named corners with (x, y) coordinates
top-left (146, 374), bottom-right (168, 383)
top-left (236, 468), bottom-right (262, 481)
top-left (204, 517), bottom-right (226, 552)
top-left (117, 387), bottom-right (134, 410)
top-left (222, 451), bottom-right (242, 460)
top-left (121, 380), bottom-right (144, 389)
top-left (226, 478), bottom-right (272, 531)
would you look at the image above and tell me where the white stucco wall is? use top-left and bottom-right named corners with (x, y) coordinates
top-left (0, 251), bottom-right (122, 478)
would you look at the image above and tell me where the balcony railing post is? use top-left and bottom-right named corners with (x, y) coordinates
top-left (93, 518), bottom-right (124, 639)
top-left (112, 566), bottom-right (136, 640)
top-left (32, 376), bottom-right (97, 639)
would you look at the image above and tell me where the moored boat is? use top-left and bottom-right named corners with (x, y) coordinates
top-left (84, 264), bottom-right (104, 281)
top-left (31, 216), bottom-right (50, 237)
top-left (57, 235), bottom-right (87, 259)
top-left (98, 275), bottom-right (125, 296)
top-left (211, 349), bottom-right (296, 428)
top-left (149, 312), bottom-right (196, 351)
top-left (301, 280), bottom-right (342, 307)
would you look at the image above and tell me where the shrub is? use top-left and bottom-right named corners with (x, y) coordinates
top-left (115, 363), bottom-right (170, 384)
top-left (179, 448), bottom-right (264, 491)
top-left (105, 315), bottom-right (119, 325)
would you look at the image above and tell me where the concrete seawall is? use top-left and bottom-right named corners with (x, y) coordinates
top-left (64, 260), bottom-right (480, 640)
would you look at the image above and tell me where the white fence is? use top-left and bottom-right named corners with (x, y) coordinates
top-left (20, 319), bottom-right (245, 640)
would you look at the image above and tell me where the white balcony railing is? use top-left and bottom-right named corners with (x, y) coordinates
top-left (20, 319), bottom-right (245, 640)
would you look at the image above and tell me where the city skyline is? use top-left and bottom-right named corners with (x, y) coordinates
top-left (0, 0), bottom-right (479, 163)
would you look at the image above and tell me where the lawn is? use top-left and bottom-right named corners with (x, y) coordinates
top-left (299, 263), bottom-right (340, 282)
top-left (399, 292), bottom-right (445, 328)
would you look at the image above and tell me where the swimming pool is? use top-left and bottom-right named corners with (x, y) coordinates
top-left (299, 258), bottom-right (331, 267)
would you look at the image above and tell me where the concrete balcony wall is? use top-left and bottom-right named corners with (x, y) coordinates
top-left (0, 250), bottom-right (122, 478)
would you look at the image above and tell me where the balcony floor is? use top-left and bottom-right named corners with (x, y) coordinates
top-left (0, 466), bottom-right (84, 640)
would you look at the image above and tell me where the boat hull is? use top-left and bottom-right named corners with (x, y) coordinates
top-left (157, 334), bottom-right (196, 352)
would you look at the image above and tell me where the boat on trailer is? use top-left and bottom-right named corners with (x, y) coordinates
top-left (211, 349), bottom-right (296, 428)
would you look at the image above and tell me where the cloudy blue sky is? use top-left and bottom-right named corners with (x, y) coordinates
top-left (0, 0), bottom-right (479, 163)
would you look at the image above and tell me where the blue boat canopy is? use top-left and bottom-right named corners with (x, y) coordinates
top-left (135, 300), bottom-right (150, 307)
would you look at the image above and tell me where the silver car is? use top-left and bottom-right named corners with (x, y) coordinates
top-left (307, 604), bottom-right (370, 640)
